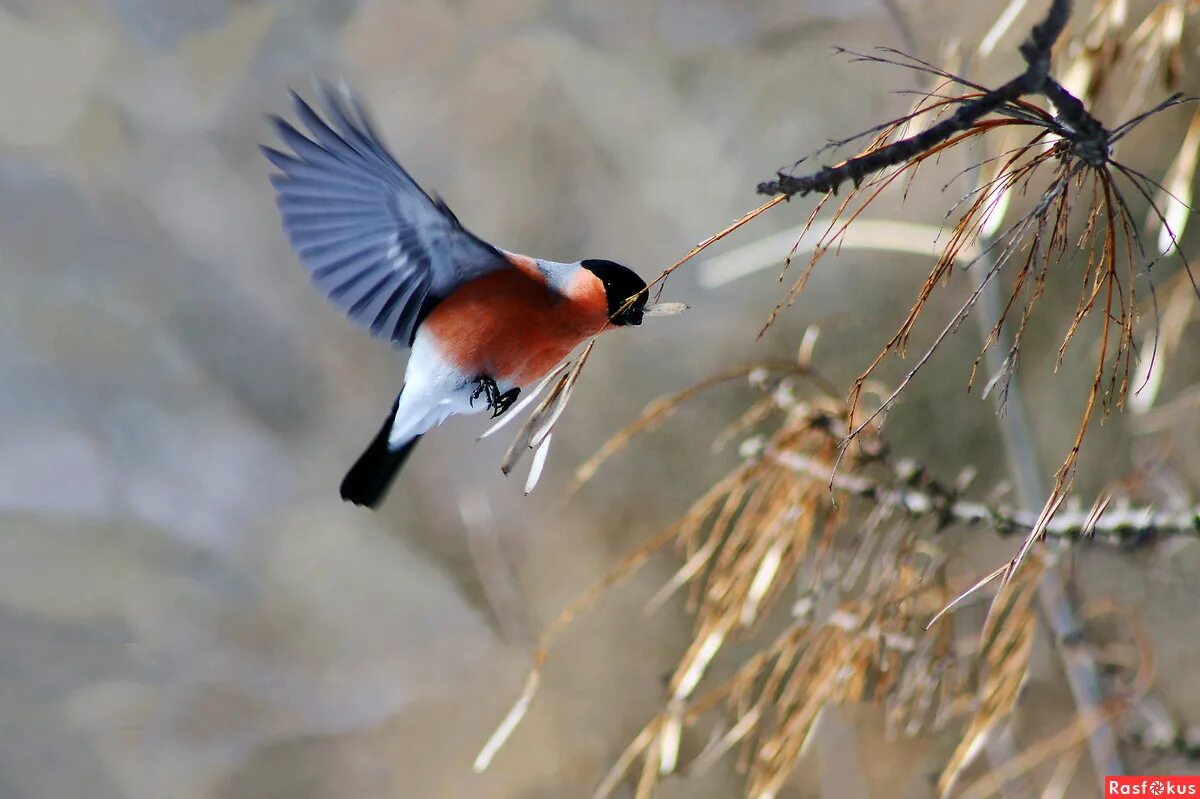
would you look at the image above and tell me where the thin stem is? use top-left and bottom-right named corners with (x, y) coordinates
top-left (967, 188), bottom-right (1127, 784)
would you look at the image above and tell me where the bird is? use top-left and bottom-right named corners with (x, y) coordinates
top-left (263, 86), bottom-right (648, 508)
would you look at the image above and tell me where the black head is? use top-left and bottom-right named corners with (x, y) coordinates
top-left (580, 259), bottom-right (648, 326)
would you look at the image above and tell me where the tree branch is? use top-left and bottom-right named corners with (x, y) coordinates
top-left (757, 0), bottom-right (1111, 198)
top-left (769, 450), bottom-right (1199, 546)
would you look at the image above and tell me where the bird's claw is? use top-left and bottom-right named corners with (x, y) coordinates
top-left (469, 376), bottom-right (499, 407)
top-left (470, 376), bottom-right (519, 418)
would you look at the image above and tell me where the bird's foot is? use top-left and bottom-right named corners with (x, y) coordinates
top-left (469, 375), bottom-right (500, 408)
top-left (470, 376), bottom-right (519, 417)
top-left (468, 371), bottom-right (520, 417)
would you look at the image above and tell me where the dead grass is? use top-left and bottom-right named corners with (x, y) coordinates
top-left (476, 1), bottom-right (1199, 795)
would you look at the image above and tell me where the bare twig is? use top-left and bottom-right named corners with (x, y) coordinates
top-left (769, 451), bottom-right (1200, 545)
top-left (758, 0), bottom-right (1105, 198)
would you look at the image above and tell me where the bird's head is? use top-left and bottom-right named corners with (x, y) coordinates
top-left (580, 259), bottom-right (648, 327)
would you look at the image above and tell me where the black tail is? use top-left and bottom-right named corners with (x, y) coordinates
top-left (339, 397), bottom-right (420, 508)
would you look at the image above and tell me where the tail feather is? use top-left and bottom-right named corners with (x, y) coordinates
top-left (340, 397), bottom-right (420, 507)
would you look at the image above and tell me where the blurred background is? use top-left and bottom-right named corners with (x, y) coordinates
top-left (1, 1), bottom-right (1197, 797)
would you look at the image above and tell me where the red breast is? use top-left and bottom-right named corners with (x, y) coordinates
top-left (422, 254), bottom-right (611, 386)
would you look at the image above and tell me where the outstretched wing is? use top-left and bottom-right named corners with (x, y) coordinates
top-left (263, 85), bottom-right (511, 346)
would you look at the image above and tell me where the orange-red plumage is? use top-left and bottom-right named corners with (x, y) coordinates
top-left (423, 261), bottom-right (611, 386)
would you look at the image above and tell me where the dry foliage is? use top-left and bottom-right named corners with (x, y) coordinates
top-left (478, 356), bottom-right (1164, 797)
top-left (580, 365), bottom-right (1051, 799)
top-left (772, 74), bottom-right (1191, 545)
top-left (754, 0), bottom-right (1200, 598)
top-left (476, 1), bottom-right (1200, 796)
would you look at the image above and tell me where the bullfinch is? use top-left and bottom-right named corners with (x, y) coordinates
top-left (263, 87), bottom-right (648, 507)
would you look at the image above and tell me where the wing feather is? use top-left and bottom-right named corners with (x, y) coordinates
top-left (264, 84), bottom-right (510, 345)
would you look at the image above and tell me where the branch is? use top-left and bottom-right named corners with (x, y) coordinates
top-left (757, 0), bottom-right (1111, 198)
top-left (769, 451), bottom-right (1200, 546)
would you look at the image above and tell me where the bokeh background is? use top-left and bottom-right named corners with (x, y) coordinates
top-left (2, 1), bottom-right (1198, 797)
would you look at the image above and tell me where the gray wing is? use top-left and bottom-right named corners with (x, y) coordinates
top-left (263, 85), bottom-right (510, 346)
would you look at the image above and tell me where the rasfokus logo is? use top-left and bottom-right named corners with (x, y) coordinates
top-left (1106, 777), bottom-right (1200, 796)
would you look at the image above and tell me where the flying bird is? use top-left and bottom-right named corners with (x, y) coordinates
top-left (263, 86), bottom-right (648, 507)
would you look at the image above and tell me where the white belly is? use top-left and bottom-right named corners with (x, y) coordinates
top-left (386, 328), bottom-right (498, 448)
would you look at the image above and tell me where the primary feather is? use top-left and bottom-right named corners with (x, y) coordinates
top-left (263, 84), bottom-right (511, 346)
